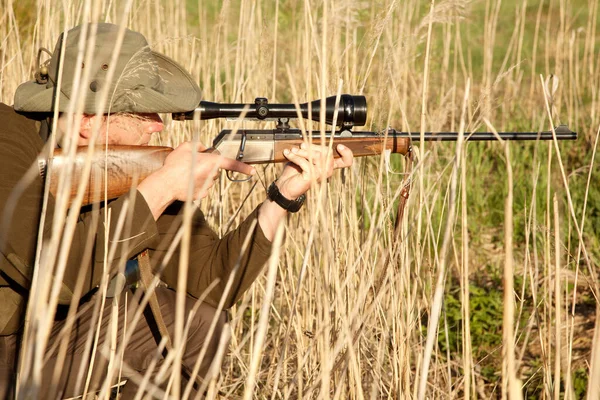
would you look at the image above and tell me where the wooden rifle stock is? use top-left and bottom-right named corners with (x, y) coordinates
top-left (42, 125), bottom-right (575, 206)
top-left (40, 146), bottom-right (172, 206)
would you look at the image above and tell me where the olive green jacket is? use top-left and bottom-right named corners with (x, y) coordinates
top-left (0, 103), bottom-right (272, 335)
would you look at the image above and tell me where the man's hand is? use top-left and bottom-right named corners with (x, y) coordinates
top-left (257, 143), bottom-right (354, 241)
top-left (138, 141), bottom-right (255, 220)
top-left (275, 143), bottom-right (354, 199)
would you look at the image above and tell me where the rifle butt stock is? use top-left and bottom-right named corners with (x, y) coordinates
top-left (41, 146), bottom-right (171, 207)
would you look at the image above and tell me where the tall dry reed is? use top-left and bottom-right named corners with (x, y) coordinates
top-left (1, 0), bottom-right (599, 398)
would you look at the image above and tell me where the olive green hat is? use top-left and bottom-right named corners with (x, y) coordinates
top-left (14, 23), bottom-right (201, 114)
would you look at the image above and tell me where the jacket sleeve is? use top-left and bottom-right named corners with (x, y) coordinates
top-left (0, 105), bottom-right (160, 303)
top-left (56, 191), bottom-right (159, 301)
top-left (150, 202), bottom-right (273, 309)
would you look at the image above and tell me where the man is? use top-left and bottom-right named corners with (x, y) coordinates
top-left (0, 23), bottom-right (353, 398)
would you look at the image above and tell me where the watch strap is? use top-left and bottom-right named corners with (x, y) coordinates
top-left (267, 181), bottom-right (306, 213)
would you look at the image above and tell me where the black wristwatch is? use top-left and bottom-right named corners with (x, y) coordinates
top-left (267, 181), bottom-right (306, 213)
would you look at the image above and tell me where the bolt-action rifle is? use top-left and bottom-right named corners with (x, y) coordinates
top-left (41, 94), bottom-right (577, 206)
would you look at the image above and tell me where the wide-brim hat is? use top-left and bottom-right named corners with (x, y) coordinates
top-left (14, 23), bottom-right (201, 114)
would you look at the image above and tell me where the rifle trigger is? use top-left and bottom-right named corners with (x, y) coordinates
top-left (226, 131), bottom-right (252, 182)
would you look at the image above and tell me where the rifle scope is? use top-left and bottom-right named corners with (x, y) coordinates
top-left (173, 94), bottom-right (367, 128)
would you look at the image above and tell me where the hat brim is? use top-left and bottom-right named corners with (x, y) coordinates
top-left (13, 51), bottom-right (201, 114)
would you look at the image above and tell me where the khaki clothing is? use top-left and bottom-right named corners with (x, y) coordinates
top-left (0, 287), bottom-right (227, 399)
top-left (0, 103), bottom-right (272, 396)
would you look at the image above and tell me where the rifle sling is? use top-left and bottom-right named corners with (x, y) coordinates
top-left (136, 250), bottom-right (204, 390)
top-left (137, 250), bottom-right (173, 353)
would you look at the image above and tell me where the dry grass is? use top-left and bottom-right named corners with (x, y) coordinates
top-left (1, 0), bottom-right (600, 398)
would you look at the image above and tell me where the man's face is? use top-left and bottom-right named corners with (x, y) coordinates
top-left (73, 112), bottom-right (165, 146)
top-left (99, 113), bottom-right (164, 145)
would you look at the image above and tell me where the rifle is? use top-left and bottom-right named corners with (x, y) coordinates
top-left (41, 94), bottom-right (577, 206)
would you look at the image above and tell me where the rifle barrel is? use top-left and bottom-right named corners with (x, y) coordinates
top-left (405, 125), bottom-right (577, 141)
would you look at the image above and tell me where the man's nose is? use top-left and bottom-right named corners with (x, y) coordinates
top-left (144, 113), bottom-right (164, 133)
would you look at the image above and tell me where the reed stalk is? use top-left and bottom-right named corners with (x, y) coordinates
top-left (1, 0), bottom-right (598, 398)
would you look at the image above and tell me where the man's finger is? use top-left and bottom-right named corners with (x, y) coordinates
top-left (283, 149), bottom-right (314, 177)
top-left (334, 144), bottom-right (353, 169)
top-left (300, 142), bottom-right (324, 151)
top-left (291, 148), bottom-right (327, 165)
top-left (217, 157), bottom-right (256, 176)
top-left (196, 142), bottom-right (209, 152)
top-left (195, 188), bottom-right (209, 200)
top-left (300, 142), bottom-right (334, 158)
